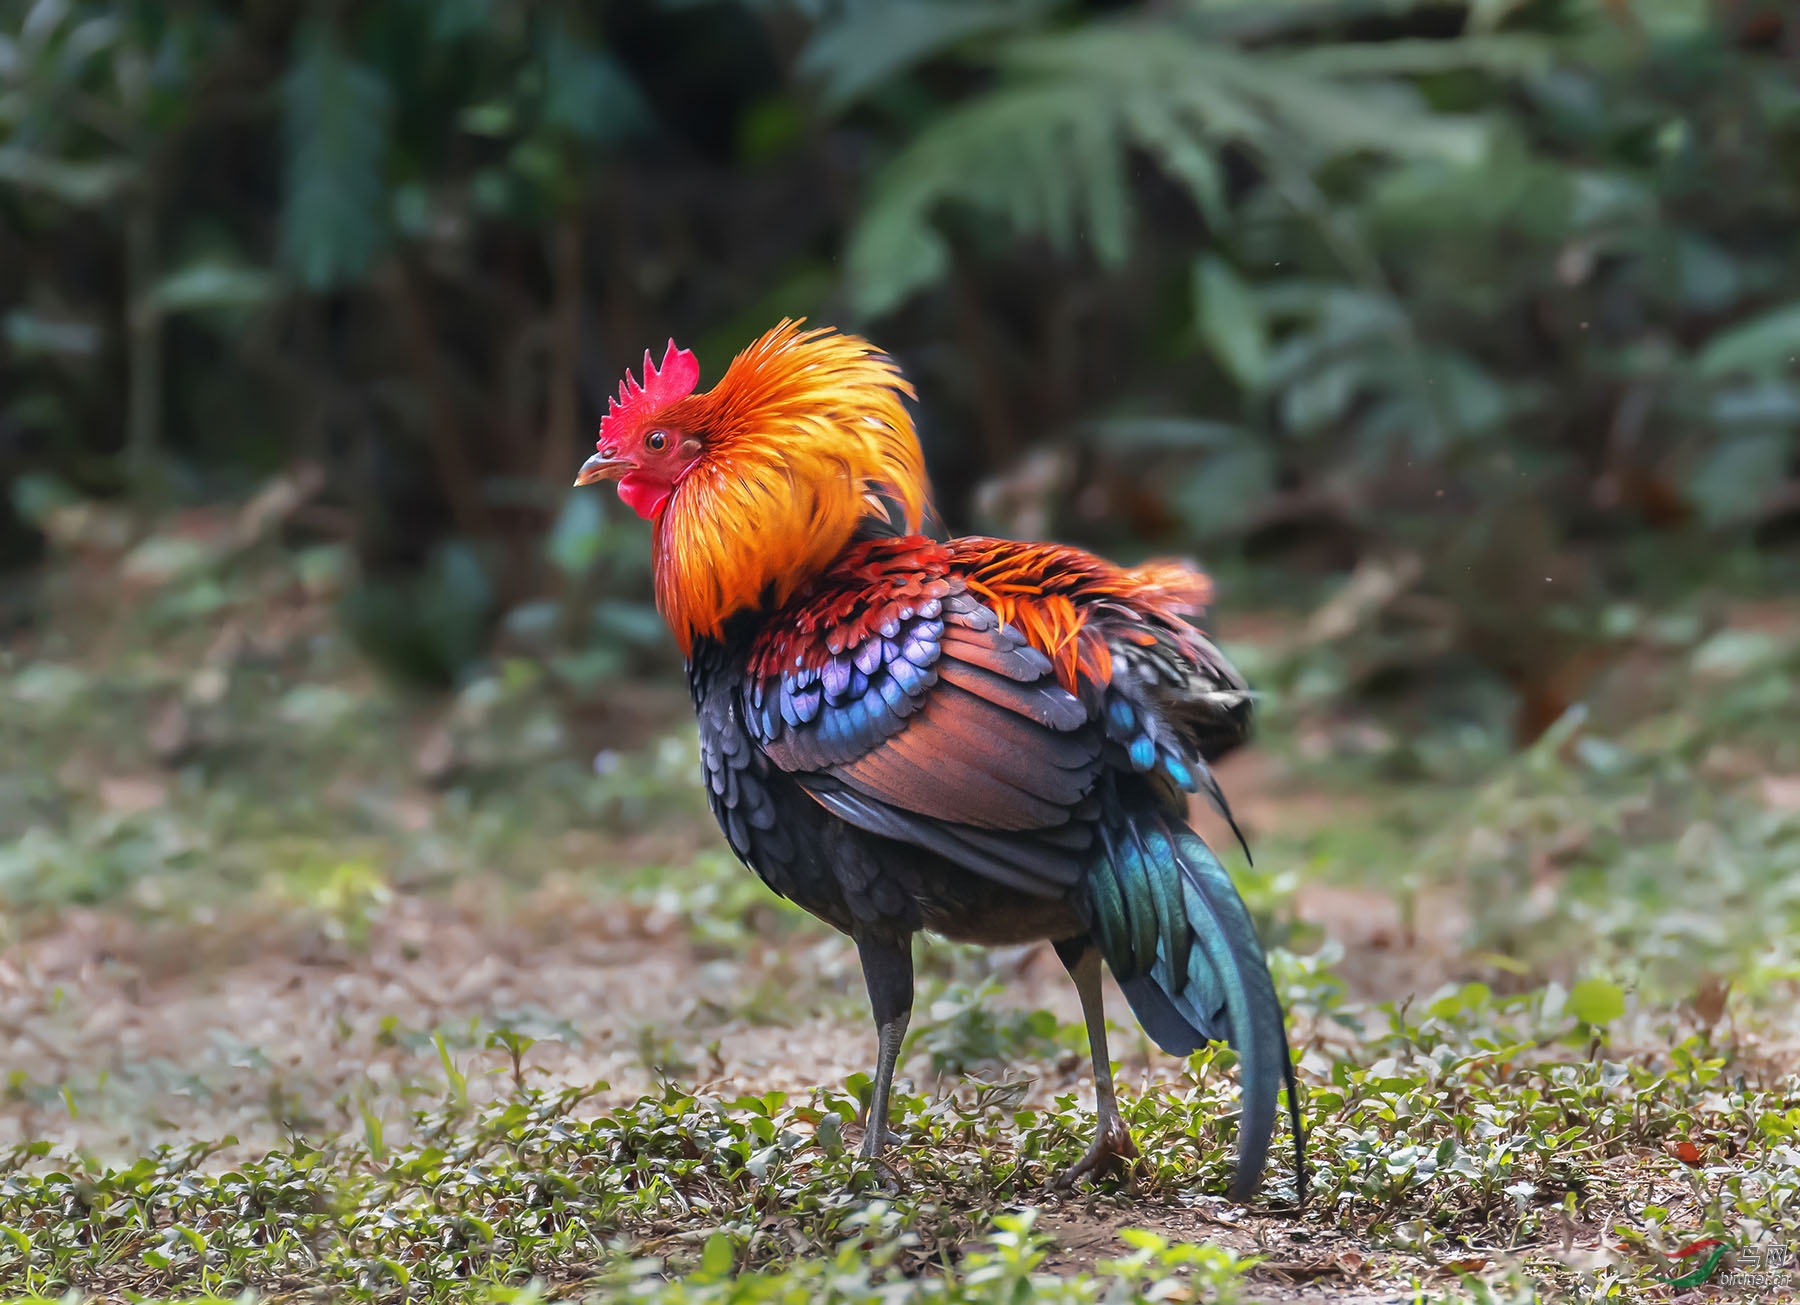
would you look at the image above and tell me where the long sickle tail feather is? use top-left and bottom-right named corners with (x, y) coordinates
top-left (1089, 807), bottom-right (1306, 1203)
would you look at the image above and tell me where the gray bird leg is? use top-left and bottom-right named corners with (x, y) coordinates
top-left (1053, 937), bottom-right (1139, 1186)
top-left (854, 933), bottom-right (914, 1160)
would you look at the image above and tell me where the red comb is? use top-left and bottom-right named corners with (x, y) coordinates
top-left (599, 339), bottom-right (700, 447)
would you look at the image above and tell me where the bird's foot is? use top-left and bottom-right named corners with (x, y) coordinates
top-left (857, 1118), bottom-right (888, 1161)
top-left (1054, 1118), bottom-right (1140, 1189)
top-left (855, 1125), bottom-right (906, 1193)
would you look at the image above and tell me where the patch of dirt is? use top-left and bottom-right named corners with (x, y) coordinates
top-left (1, 897), bottom-right (1455, 1169)
top-left (1, 892), bottom-right (835, 1158)
top-left (1291, 881), bottom-right (1473, 999)
top-left (1, 888), bottom-right (1124, 1162)
top-left (0, 743), bottom-right (1477, 1165)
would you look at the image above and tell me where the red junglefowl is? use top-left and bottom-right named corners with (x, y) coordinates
top-left (575, 321), bottom-right (1303, 1198)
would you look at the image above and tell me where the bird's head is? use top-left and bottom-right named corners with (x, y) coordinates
top-left (575, 340), bottom-right (705, 520)
top-left (575, 320), bottom-right (929, 653)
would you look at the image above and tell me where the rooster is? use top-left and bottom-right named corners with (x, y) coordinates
top-left (575, 322), bottom-right (1303, 1198)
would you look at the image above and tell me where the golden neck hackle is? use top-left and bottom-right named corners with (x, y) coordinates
top-left (651, 321), bottom-right (930, 654)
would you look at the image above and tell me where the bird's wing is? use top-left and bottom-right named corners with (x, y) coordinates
top-left (742, 541), bottom-right (1105, 897)
top-left (948, 535), bottom-right (1254, 854)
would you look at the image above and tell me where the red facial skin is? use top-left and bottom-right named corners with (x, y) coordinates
top-left (575, 340), bottom-right (705, 518)
top-left (585, 427), bottom-right (705, 520)
top-left (618, 476), bottom-right (670, 520)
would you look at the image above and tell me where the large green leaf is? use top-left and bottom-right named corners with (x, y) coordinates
top-left (147, 259), bottom-right (277, 315)
top-left (1698, 302), bottom-right (1800, 379)
top-left (280, 27), bottom-right (393, 292)
top-left (3, 311), bottom-right (98, 357)
top-left (845, 197), bottom-right (953, 328)
top-left (848, 81), bottom-right (1123, 319)
top-left (1568, 978), bottom-right (1625, 1027)
top-left (799, 0), bottom-right (1051, 111)
top-left (1194, 256), bottom-right (1268, 390)
top-left (1689, 433), bottom-right (1794, 527)
top-left (1172, 442), bottom-right (1277, 536)
top-left (1262, 286), bottom-right (1407, 386)
top-left (1711, 383), bottom-right (1800, 430)
top-left (541, 25), bottom-right (651, 145)
top-left (1672, 235), bottom-right (1740, 314)
top-left (0, 149), bottom-right (134, 206)
top-left (546, 490), bottom-right (605, 579)
top-left (419, 0), bottom-right (492, 43)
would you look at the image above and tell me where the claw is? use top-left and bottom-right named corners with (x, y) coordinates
top-left (861, 1155), bottom-right (906, 1194)
top-left (855, 1123), bottom-right (906, 1193)
top-left (1055, 1118), bottom-right (1140, 1189)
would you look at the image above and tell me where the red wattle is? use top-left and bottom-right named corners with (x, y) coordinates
top-left (617, 474), bottom-right (672, 519)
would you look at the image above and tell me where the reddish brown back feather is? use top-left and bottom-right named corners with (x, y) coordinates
top-left (948, 537), bottom-right (1215, 694)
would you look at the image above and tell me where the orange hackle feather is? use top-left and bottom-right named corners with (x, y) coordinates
top-left (651, 320), bottom-right (929, 653)
top-left (641, 319), bottom-right (1214, 680)
top-left (951, 539), bottom-right (1214, 693)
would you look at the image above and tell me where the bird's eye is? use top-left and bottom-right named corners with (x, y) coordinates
top-left (646, 430), bottom-right (669, 452)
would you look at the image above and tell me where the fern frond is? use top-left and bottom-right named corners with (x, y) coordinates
top-left (847, 18), bottom-right (1502, 318)
top-left (798, 0), bottom-right (1053, 112)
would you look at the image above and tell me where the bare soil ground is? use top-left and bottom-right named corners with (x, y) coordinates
top-left (2, 753), bottom-right (1451, 1158)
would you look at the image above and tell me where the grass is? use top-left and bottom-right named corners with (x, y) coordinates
top-left (4, 520), bottom-right (1800, 1300)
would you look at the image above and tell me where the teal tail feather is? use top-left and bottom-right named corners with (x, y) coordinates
top-left (1087, 803), bottom-right (1306, 1203)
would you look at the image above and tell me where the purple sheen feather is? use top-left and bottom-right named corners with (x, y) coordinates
top-left (822, 658), bottom-right (853, 699)
top-left (854, 639), bottom-right (883, 675)
top-left (793, 685), bottom-right (822, 723)
top-left (901, 634), bottom-right (937, 667)
top-left (878, 617), bottom-right (900, 639)
top-left (919, 598), bottom-right (942, 619)
top-left (890, 657), bottom-right (927, 694)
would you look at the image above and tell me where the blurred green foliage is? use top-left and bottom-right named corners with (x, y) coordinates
top-left (2, 0), bottom-right (1798, 714)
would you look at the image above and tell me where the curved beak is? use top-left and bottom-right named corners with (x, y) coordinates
top-left (574, 451), bottom-right (634, 487)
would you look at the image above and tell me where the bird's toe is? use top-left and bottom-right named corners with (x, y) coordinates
top-left (1054, 1120), bottom-right (1140, 1189)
